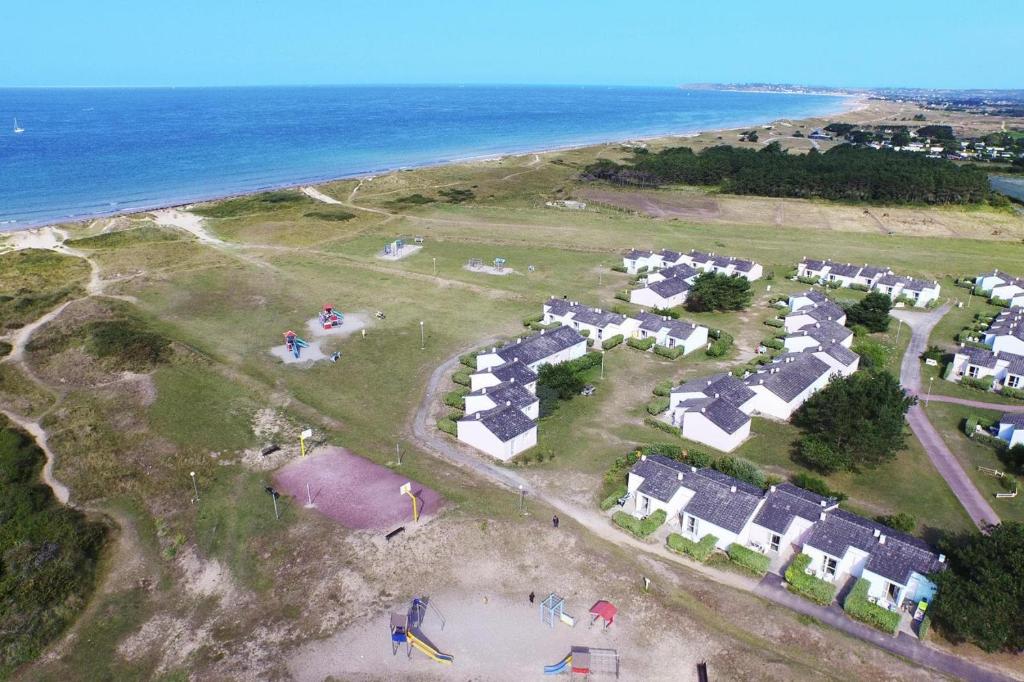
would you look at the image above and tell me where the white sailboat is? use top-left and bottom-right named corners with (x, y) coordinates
top-left (13, 118), bottom-right (25, 134)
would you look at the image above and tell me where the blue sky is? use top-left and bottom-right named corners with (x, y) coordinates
top-left (3, 0), bottom-right (1022, 89)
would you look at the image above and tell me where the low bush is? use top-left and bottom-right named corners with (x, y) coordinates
top-left (843, 579), bottom-right (901, 634)
top-left (646, 396), bottom-right (670, 415)
top-left (961, 375), bottom-right (995, 391)
top-left (990, 297), bottom-right (1011, 307)
top-left (653, 380), bottom-right (674, 397)
top-left (562, 352), bottom-right (602, 374)
top-left (849, 283), bottom-right (870, 292)
top-left (706, 331), bottom-right (734, 358)
top-left (84, 319), bottom-right (171, 370)
top-left (303, 209), bottom-right (355, 222)
top-left (762, 337), bottom-right (784, 350)
top-left (797, 275), bottom-right (820, 285)
top-left (727, 543), bottom-right (770, 576)
top-left (764, 318), bottom-right (785, 328)
top-left (459, 352), bottom-right (479, 368)
top-left (601, 334), bottom-right (624, 350)
top-left (578, 328), bottom-right (591, 338)
top-left (610, 264), bottom-right (627, 273)
top-left (653, 344), bottom-right (684, 359)
top-left (627, 337), bottom-right (656, 351)
top-left (714, 456), bottom-right (765, 488)
top-left (964, 415), bottom-right (980, 436)
top-left (920, 345), bottom-right (944, 363)
top-left (918, 614), bottom-right (931, 640)
top-left (436, 418), bottom-right (458, 436)
top-left (614, 291), bottom-right (631, 302)
top-left (876, 512), bottom-right (917, 533)
top-left (790, 472), bottom-right (846, 501)
top-left (612, 509), bottom-right (666, 538)
top-left (644, 416), bottom-right (679, 435)
top-left (667, 533), bottom-right (718, 562)
top-left (443, 388), bottom-right (469, 408)
top-left (452, 370), bottom-right (472, 386)
top-left (1001, 386), bottom-right (1024, 401)
top-left (522, 313), bottom-right (544, 327)
top-left (651, 307), bottom-right (680, 319)
top-left (600, 486), bottom-right (627, 511)
top-left (784, 554), bottom-right (837, 605)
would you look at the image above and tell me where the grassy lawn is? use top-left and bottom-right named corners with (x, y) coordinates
top-left (0, 249), bottom-right (89, 330)
top-left (924, 401), bottom-right (1024, 523)
top-left (920, 360), bottom-right (1024, 405)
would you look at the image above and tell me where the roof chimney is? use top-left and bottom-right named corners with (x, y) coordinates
top-left (640, 454), bottom-right (647, 461)
top-left (476, 412), bottom-right (482, 420)
top-left (690, 466), bottom-right (697, 473)
top-left (879, 534), bottom-right (887, 545)
top-left (677, 472), bottom-right (684, 481)
top-left (481, 387), bottom-right (487, 394)
top-left (873, 528), bottom-right (881, 538)
top-left (819, 499), bottom-right (826, 507)
top-left (819, 511), bottom-right (827, 521)
top-left (730, 485), bottom-right (737, 493)
top-left (769, 484), bottom-right (777, 492)
top-left (938, 553), bottom-right (946, 563)
top-left (505, 400), bottom-right (511, 407)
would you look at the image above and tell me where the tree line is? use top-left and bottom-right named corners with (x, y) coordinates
top-left (581, 143), bottom-right (992, 205)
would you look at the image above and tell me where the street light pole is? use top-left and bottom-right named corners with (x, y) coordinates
top-left (600, 351), bottom-right (605, 380)
top-left (518, 484), bottom-right (525, 513)
top-left (926, 376), bottom-right (934, 406)
top-left (895, 318), bottom-right (903, 345)
top-left (190, 471), bottom-right (199, 502)
top-left (432, 257), bottom-right (436, 276)
top-left (420, 320), bottom-right (425, 350)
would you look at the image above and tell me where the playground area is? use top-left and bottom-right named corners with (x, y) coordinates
top-left (304, 309), bottom-right (371, 339)
top-left (269, 336), bottom-right (329, 365)
top-left (273, 447), bottom-right (443, 530)
top-left (464, 257), bottom-right (516, 276)
top-left (377, 238), bottom-right (423, 261)
top-left (286, 590), bottom-right (660, 681)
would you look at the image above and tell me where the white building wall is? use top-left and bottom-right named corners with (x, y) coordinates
top-left (784, 313), bottom-right (816, 333)
top-left (976, 274), bottom-right (1006, 293)
top-left (673, 326), bottom-right (709, 355)
top-left (630, 287), bottom-right (686, 309)
top-left (747, 385), bottom-right (798, 420)
top-left (456, 420), bottom-right (537, 461)
top-left (784, 335), bottom-right (820, 353)
top-left (997, 423), bottom-right (1024, 447)
top-left (992, 335), bottom-right (1024, 356)
top-left (679, 412), bottom-right (750, 452)
top-left (680, 513), bottom-right (743, 550)
top-left (861, 567), bottom-right (936, 606)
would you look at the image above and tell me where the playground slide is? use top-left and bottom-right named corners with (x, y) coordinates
top-left (544, 653), bottom-right (572, 675)
top-left (406, 632), bottom-right (454, 665)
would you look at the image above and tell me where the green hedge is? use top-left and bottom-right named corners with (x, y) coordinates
top-left (964, 415), bottom-right (980, 436)
top-left (615, 291), bottom-right (631, 302)
top-left (1002, 386), bottom-right (1024, 401)
top-left (600, 486), bottom-right (627, 511)
top-left (764, 318), bottom-right (785, 328)
top-left (612, 509), bottom-right (666, 538)
top-left (784, 554), bottom-right (837, 605)
top-left (727, 543), bottom-right (770, 576)
top-left (601, 334), bottom-right (624, 350)
top-left (918, 614), bottom-right (931, 640)
top-left (762, 337), bottom-right (784, 350)
top-left (522, 313), bottom-right (544, 327)
top-left (646, 396), bottom-right (670, 415)
top-left (653, 380), bottom-right (674, 397)
top-left (843, 579), bottom-right (901, 634)
top-left (436, 418), bottom-right (458, 436)
top-left (653, 344), bottom-right (684, 359)
top-left (644, 416), bottom-right (679, 435)
top-left (961, 375), bottom-right (995, 391)
top-left (444, 387), bottom-right (469, 408)
top-left (452, 370), bottom-right (472, 386)
top-left (611, 264), bottom-right (627, 273)
top-left (459, 352), bottom-right (479, 368)
top-left (849, 283), bottom-right (870, 292)
top-left (796, 275), bottom-right (820, 285)
top-left (706, 331), bottom-right (734, 358)
top-left (627, 336), bottom-right (657, 351)
top-left (667, 533), bottom-right (718, 562)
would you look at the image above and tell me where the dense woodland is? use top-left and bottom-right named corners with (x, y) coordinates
top-left (581, 143), bottom-right (993, 204)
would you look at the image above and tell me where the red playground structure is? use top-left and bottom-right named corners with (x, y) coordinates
top-left (283, 330), bottom-right (310, 358)
top-left (589, 600), bottom-right (617, 629)
top-left (319, 305), bottom-right (344, 330)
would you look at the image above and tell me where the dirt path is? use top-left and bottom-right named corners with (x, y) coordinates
top-left (407, 343), bottom-right (1013, 680)
top-left (925, 394), bottom-right (1024, 413)
top-left (151, 208), bottom-right (224, 244)
top-left (300, 186), bottom-right (343, 204)
top-left (0, 408), bottom-right (70, 504)
top-left (894, 305), bottom-right (1000, 528)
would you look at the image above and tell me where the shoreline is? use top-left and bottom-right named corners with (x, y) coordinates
top-left (1, 94), bottom-right (865, 236)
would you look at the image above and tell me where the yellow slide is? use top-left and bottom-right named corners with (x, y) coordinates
top-left (407, 631), bottom-right (454, 664)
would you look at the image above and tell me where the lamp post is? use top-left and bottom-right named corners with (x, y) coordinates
top-left (190, 471), bottom-right (199, 502)
top-left (432, 257), bottom-right (436, 276)
top-left (518, 484), bottom-right (525, 513)
top-left (265, 486), bottom-right (281, 520)
top-left (600, 351), bottom-right (605, 380)
top-left (420, 320), bottom-right (425, 350)
top-left (926, 376), bottom-right (934, 406)
top-left (895, 318), bottom-right (903, 345)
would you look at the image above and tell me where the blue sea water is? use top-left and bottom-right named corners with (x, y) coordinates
top-left (0, 85), bottom-right (848, 229)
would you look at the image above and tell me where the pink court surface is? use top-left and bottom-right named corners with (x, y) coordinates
top-left (274, 447), bottom-right (443, 530)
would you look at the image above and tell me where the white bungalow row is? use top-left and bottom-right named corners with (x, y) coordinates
top-left (623, 248), bottom-right (762, 281)
top-left (976, 270), bottom-right (1024, 308)
top-left (542, 299), bottom-right (708, 356)
top-left (796, 258), bottom-right (940, 307)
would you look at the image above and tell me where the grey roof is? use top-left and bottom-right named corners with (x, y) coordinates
top-left (859, 265), bottom-right (891, 279)
top-left (489, 361), bottom-right (538, 384)
top-left (647, 276), bottom-right (692, 298)
top-left (828, 262), bottom-right (863, 278)
top-left (673, 372), bottom-right (756, 407)
top-left (1005, 353), bottom-right (1024, 375)
top-left (635, 312), bottom-right (703, 341)
top-left (814, 342), bottom-right (859, 367)
top-left (625, 249), bottom-right (652, 260)
top-left (467, 381), bottom-right (538, 409)
top-left (658, 248), bottom-right (682, 263)
top-left (800, 257), bottom-right (828, 271)
top-left (629, 454), bottom-right (690, 502)
top-left (789, 320), bottom-right (853, 346)
top-left (876, 273), bottom-right (934, 291)
top-left (687, 249), bottom-right (714, 264)
top-left (495, 326), bottom-right (586, 366)
top-left (682, 469), bottom-right (764, 534)
top-left (805, 508), bottom-right (888, 557)
top-left (545, 299), bottom-right (628, 328)
top-left (1001, 413), bottom-right (1024, 428)
top-left (959, 346), bottom-right (999, 369)
top-left (460, 403), bottom-right (536, 441)
top-left (657, 263), bottom-right (699, 281)
top-left (791, 290), bottom-right (829, 308)
top-left (681, 397), bottom-right (750, 434)
top-left (544, 298), bottom-right (573, 316)
top-left (865, 536), bottom-right (945, 585)
top-left (753, 483), bottom-right (837, 534)
top-left (746, 353), bottom-right (831, 402)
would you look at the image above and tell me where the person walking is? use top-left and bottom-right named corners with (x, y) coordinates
top-left (529, 591), bottom-right (535, 605)
top-left (552, 515), bottom-right (559, 529)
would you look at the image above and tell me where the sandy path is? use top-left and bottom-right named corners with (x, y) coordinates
top-left (301, 186), bottom-right (343, 204)
top-left (0, 408), bottom-right (70, 504)
top-left (151, 208), bottom-right (224, 244)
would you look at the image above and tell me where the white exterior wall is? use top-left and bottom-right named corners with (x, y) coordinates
top-left (977, 274), bottom-right (1006, 293)
top-left (813, 352), bottom-right (860, 378)
top-left (475, 351), bottom-right (505, 371)
top-left (788, 294), bottom-right (817, 311)
top-left (469, 371), bottom-right (503, 392)
top-left (992, 335), bottom-right (1024, 356)
top-left (747, 386), bottom-right (799, 420)
top-left (626, 472), bottom-right (693, 520)
top-left (748, 516), bottom-right (816, 554)
top-left (680, 512), bottom-right (744, 550)
top-left (456, 419), bottom-right (536, 461)
top-left (528, 341), bottom-right (587, 371)
top-left (803, 544), bottom-right (870, 582)
top-left (679, 411), bottom-right (750, 452)
top-left (989, 283), bottom-right (1024, 301)
top-left (671, 326), bottom-right (709, 355)
top-left (463, 394), bottom-right (539, 420)
top-left (998, 423), bottom-right (1024, 447)
top-left (1010, 293), bottom-right (1024, 309)
top-left (630, 287), bottom-right (686, 309)
top-left (825, 273), bottom-right (858, 287)
top-left (784, 335), bottom-right (820, 353)
top-left (784, 312), bottom-right (816, 333)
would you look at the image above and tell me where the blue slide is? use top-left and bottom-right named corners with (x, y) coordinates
top-left (544, 652), bottom-right (572, 675)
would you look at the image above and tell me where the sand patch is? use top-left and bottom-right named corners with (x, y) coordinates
top-left (377, 244), bottom-right (423, 261)
top-left (269, 339), bottom-right (329, 365)
top-left (301, 186), bottom-right (343, 204)
top-left (463, 264), bottom-right (516, 276)
top-left (151, 208), bottom-right (223, 244)
top-left (274, 447), bottom-right (443, 530)
top-left (304, 311), bottom-right (371, 339)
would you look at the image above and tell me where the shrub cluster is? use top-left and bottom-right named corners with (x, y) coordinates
top-left (646, 396), bottom-right (670, 415)
top-left (612, 509), bottom-right (667, 538)
top-left (644, 416), bottom-right (679, 435)
top-left (443, 387), bottom-right (469, 408)
top-left (600, 486), bottom-right (627, 511)
top-left (627, 337), bottom-right (657, 351)
top-left (727, 543), bottom-right (771, 576)
top-left (452, 370), bottom-right (472, 387)
top-left (784, 554), bottom-right (837, 605)
top-left (601, 334), bottom-right (624, 350)
top-left (706, 331), bottom-right (734, 358)
top-left (653, 344), bottom-right (684, 359)
top-left (652, 380), bottom-right (674, 397)
top-left (667, 533), bottom-right (718, 562)
top-left (764, 318), bottom-right (785, 328)
top-left (961, 375), bottom-right (995, 391)
top-left (790, 472), bottom-right (847, 500)
top-left (843, 579), bottom-right (901, 634)
top-left (436, 418), bottom-right (458, 436)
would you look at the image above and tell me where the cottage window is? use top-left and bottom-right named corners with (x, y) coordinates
top-left (769, 534), bottom-right (781, 552)
top-left (668, 338), bottom-right (676, 348)
top-left (886, 581), bottom-right (901, 603)
top-left (823, 556), bottom-right (837, 579)
top-left (1008, 375), bottom-right (1021, 389)
top-left (967, 365), bottom-right (980, 378)
top-left (639, 495), bottom-right (650, 514)
top-left (686, 515), bottom-right (698, 536)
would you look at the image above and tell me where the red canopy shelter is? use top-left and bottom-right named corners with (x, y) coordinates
top-left (589, 600), bottom-right (618, 629)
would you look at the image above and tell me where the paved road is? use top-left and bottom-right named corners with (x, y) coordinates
top-left (409, 343), bottom-right (1013, 681)
top-left (925, 394), bottom-right (1024, 413)
top-left (893, 306), bottom-right (1000, 528)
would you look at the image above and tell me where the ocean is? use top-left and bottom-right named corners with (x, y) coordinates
top-left (0, 85), bottom-right (849, 229)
